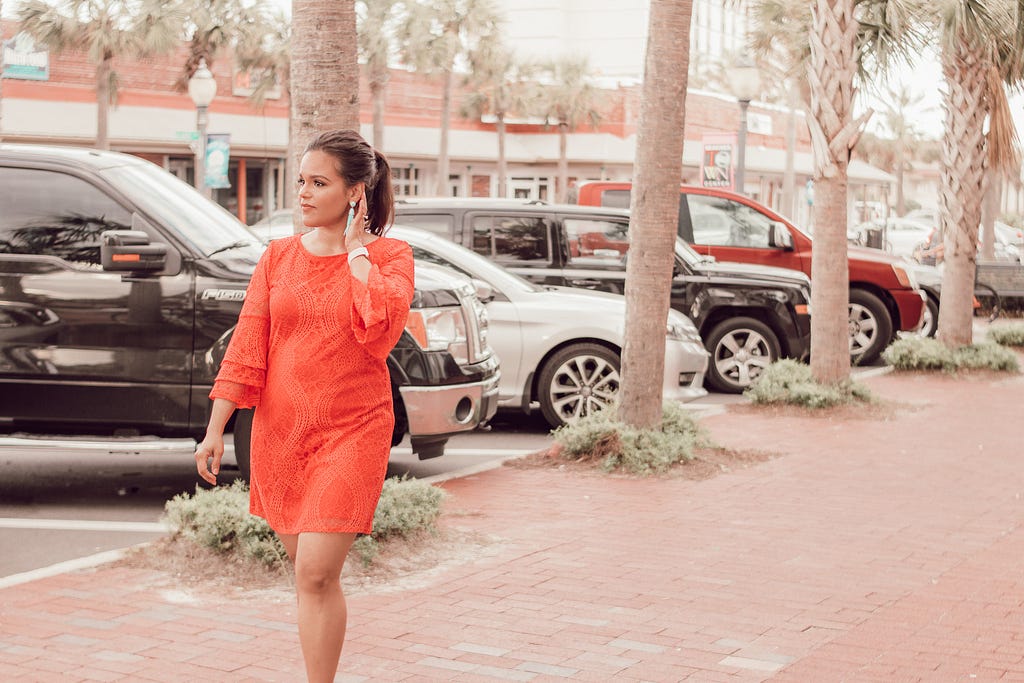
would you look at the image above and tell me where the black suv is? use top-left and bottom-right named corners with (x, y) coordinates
top-left (0, 145), bottom-right (500, 479)
top-left (394, 198), bottom-right (812, 393)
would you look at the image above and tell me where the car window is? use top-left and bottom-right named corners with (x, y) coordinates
top-left (0, 166), bottom-right (133, 268)
top-left (687, 194), bottom-right (774, 248)
top-left (472, 214), bottom-right (550, 265)
top-left (393, 213), bottom-right (456, 239)
top-left (564, 217), bottom-right (629, 267)
top-left (601, 189), bottom-right (631, 209)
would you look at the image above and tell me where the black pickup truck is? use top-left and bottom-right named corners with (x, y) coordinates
top-left (395, 197), bottom-right (813, 393)
top-left (0, 145), bottom-right (499, 479)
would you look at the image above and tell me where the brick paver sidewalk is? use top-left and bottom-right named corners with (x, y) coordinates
top-left (2, 365), bottom-right (1023, 682)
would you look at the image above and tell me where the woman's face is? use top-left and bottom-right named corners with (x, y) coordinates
top-left (297, 150), bottom-right (359, 229)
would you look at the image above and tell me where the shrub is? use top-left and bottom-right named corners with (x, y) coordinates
top-left (162, 476), bottom-right (448, 568)
top-left (743, 359), bottom-right (872, 408)
top-left (551, 401), bottom-right (709, 475)
top-left (883, 336), bottom-right (1020, 373)
top-left (881, 337), bottom-right (953, 370)
top-left (988, 322), bottom-right (1024, 347)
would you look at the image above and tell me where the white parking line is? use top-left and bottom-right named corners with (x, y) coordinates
top-left (0, 518), bottom-right (167, 532)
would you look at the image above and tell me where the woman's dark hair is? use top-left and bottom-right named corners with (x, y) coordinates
top-left (304, 129), bottom-right (394, 235)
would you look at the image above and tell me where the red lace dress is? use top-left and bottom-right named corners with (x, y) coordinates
top-left (210, 235), bottom-right (415, 534)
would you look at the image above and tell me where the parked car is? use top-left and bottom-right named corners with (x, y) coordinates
top-left (574, 182), bottom-right (926, 364)
top-left (393, 198), bottom-right (813, 394)
top-left (387, 226), bottom-right (708, 427)
top-left (850, 217), bottom-right (934, 257)
top-left (0, 145), bottom-right (500, 479)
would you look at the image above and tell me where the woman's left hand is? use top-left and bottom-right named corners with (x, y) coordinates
top-left (345, 189), bottom-right (370, 252)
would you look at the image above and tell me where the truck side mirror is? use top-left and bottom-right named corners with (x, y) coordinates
top-left (471, 279), bottom-right (495, 303)
top-left (101, 230), bottom-right (168, 272)
top-left (769, 222), bottom-right (793, 250)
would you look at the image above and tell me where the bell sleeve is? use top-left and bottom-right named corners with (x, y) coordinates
top-left (349, 240), bottom-right (415, 360)
top-left (209, 244), bottom-right (274, 408)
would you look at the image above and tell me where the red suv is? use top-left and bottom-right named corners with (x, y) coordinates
top-left (575, 182), bottom-right (925, 363)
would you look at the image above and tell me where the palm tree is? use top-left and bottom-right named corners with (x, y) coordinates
top-left (17, 0), bottom-right (180, 150)
top-left (534, 56), bottom-right (603, 204)
top-left (357, 0), bottom-right (403, 150)
top-left (932, 0), bottom-right (1023, 348)
top-left (619, 0), bottom-right (694, 428)
top-left (462, 42), bottom-right (537, 198)
top-left (233, 9), bottom-right (291, 109)
top-left (288, 0), bottom-right (361, 195)
top-left (875, 83), bottom-right (928, 215)
top-left (399, 0), bottom-right (502, 196)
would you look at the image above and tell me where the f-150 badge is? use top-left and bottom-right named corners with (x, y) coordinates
top-left (201, 289), bottom-right (247, 301)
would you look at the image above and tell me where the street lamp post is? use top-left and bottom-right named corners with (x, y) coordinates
top-left (726, 55), bottom-right (761, 197)
top-left (187, 58), bottom-right (217, 199)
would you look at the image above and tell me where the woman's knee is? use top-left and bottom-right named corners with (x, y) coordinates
top-left (294, 560), bottom-right (341, 595)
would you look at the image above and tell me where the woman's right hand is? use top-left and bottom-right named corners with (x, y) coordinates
top-left (195, 432), bottom-right (225, 485)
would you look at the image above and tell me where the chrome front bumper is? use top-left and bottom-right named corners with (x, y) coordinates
top-left (663, 339), bottom-right (709, 402)
top-left (399, 372), bottom-right (500, 437)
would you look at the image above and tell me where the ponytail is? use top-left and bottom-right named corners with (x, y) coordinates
top-left (366, 149), bottom-right (394, 235)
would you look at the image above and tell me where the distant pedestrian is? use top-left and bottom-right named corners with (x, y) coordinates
top-left (194, 129), bottom-right (415, 682)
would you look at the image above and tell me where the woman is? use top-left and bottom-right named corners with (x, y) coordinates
top-left (194, 129), bottom-right (415, 682)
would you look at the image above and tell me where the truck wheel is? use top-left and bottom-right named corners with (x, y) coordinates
top-left (232, 408), bottom-right (253, 484)
top-left (849, 290), bottom-right (893, 364)
top-left (917, 295), bottom-right (939, 338)
top-left (705, 317), bottom-right (780, 394)
top-left (537, 343), bottom-right (620, 429)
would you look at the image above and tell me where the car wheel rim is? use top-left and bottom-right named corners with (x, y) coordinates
top-left (918, 305), bottom-right (935, 337)
top-left (548, 355), bottom-right (619, 424)
top-left (848, 303), bottom-right (878, 355)
top-left (714, 329), bottom-right (772, 388)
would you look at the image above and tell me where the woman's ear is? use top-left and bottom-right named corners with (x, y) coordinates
top-left (349, 183), bottom-right (365, 204)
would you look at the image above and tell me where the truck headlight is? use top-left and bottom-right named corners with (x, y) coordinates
top-left (666, 310), bottom-right (702, 343)
top-left (892, 264), bottom-right (919, 291)
top-left (406, 307), bottom-right (469, 365)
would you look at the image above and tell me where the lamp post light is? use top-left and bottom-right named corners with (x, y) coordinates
top-left (726, 54), bottom-right (761, 197)
top-left (187, 58), bottom-right (217, 199)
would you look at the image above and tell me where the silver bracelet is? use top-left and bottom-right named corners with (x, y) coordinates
top-left (347, 246), bottom-right (369, 265)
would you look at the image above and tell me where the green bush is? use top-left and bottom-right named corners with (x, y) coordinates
top-left (163, 476), bottom-right (448, 568)
top-left (988, 322), bottom-right (1024, 348)
top-left (881, 337), bottom-right (953, 370)
top-left (743, 359), bottom-right (872, 408)
top-left (551, 401), bottom-right (709, 475)
top-left (883, 336), bottom-right (1020, 372)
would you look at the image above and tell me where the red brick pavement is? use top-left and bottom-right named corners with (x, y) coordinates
top-left (2, 366), bottom-right (1023, 682)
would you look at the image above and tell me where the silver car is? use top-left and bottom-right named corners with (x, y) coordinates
top-left (387, 225), bottom-right (708, 429)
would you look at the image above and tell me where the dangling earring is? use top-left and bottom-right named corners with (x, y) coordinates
top-left (345, 200), bottom-right (356, 231)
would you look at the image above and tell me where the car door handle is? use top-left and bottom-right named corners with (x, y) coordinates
top-left (569, 278), bottom-right (602, 288)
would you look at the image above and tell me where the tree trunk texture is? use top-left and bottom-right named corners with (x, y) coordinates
top-left (557, 123), bottom-right (569, 203)
top-left (436, 68), bottom-right (453, 195)
top-left (496, 116), bottom-right (507, 198)
top-left (937, 36), bottom-right (988, 348)
top-left (806, 0), bottom-right (858, 385)
top-left (895, 143), bottom-right (905, 216)
top-left (619, 0), bottom-right (693, 429)
top-left (95, 57), bottom-right (112, 150)
top-left (288, 0), bottom-right (360, 208)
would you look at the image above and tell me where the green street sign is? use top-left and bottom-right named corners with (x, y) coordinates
top-left (175, 130), bottom-right (200, 141)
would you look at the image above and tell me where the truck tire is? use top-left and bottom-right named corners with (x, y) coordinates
top-left (849, 289), bottom-right (893, 364)
top-left (233, 408), bottom-right (253, 484)
top-left (918, 295), bottom-right (939, 338)
top-left (705, 317), bottom-right (780, 394)
top-left (537, 343), bottom-right (620, 429)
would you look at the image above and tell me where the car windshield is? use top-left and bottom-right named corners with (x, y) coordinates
top-left (102, 162), bottom-right (263, 259)
top-left (390, 226), bottom-right (542, 294)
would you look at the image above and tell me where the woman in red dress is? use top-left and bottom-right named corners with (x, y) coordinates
top-left (194, 129), bottom-right (415, 682)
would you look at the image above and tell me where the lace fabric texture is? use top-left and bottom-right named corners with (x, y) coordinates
top-left (211, 235), bottom-right (415, 534)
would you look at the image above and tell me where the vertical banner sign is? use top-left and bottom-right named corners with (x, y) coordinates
top-left (2, 33), bottom-right (50, 80)
top-left (701, 133), bottom-right (736, 190)
top-left (205, 134), bottom-right (231, 189)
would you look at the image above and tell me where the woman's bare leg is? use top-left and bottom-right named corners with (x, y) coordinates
top-left (292, 532), bottom-right (357, 683)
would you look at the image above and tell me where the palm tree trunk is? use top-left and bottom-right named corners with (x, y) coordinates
top-left (619, 0), bottom-right (693, 429)
top-left (436, 68), bottom-right (453, 195)
top-left (557, 122), bottom-right (569, 203)
top-left (289, 0), bottom-right (360, 205)
top-left (937, 36), bottom-right (988, 348)
top-left (95, 56), bottom-right (112, 150)
top-left (979, 170), bottom-right (1000, 260)
top-left (806, 0), bottom-right (858, 385)
top-left (496, 115), bottom-right (507, 198)
top-left (370, 79), bottom-right (386, 150)
top-left (895, 143), bottom-right (905, 215)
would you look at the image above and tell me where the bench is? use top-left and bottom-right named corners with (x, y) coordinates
top-left (977, 261), bottom-right (1024, 299)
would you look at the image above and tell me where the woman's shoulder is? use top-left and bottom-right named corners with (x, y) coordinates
top-left (370, 234), bottom-right (413, 260)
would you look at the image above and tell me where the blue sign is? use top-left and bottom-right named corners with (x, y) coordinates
top-left (205, 134), bottom-right (231, 190)
top-left (2, 33), bottom-right (49, 81)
